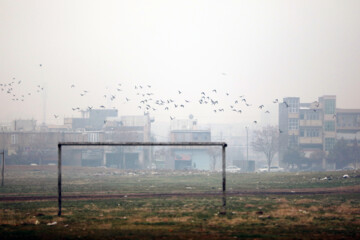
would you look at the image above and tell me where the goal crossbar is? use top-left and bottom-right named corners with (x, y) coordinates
top-left (57, 141), bottom-right (228, 216)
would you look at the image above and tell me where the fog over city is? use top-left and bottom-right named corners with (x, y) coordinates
top-left (1, 0), bottom-right (360, 129)
top-left (2, 2), bottom-right (360, 239)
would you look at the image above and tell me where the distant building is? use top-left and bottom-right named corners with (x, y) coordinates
top-left (103, 114), bottom-right (154, 169)
top-left (279, 95), bottom-right (360, 170)
top-left (64, 109), bottom-right (118, 131)
top-left (12, 119), bottom-right (37, 131)
top-left (168, 118), bottom-right (212, 170)
top-left (336, 108), bottom-right (360, 142)
top-left (0, 112), bottom-right (155, 169)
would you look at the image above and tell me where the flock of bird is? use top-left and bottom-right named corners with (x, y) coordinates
top-left (1, 65), bottom-right (292, 127)
top-left (74, 83), bottom-right (282, 125)
top-left (0, 78), bottom-right (45, 102)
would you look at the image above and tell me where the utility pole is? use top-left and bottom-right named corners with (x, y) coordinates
top-left (245, 127), bottom-right (249, 161)
top-left (1, 150), bottom-right (4, 187)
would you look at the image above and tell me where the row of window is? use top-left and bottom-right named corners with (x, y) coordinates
top-left (324, 121), bottom-right (335, 132)
top-left (325, 138), bottom-right (336, 151)
top-left (300, 128), bottom-right (320, 137)
top-left (288, 119), bottom-right (299, 130)
top-left (286, 98), bottom-right (300, 113)
top-left (7, 133), bottom-right (101, 144)
top-left (300, 112), bottom-right (320, 120)
top-left (289, 119), bottom-right (335, 132)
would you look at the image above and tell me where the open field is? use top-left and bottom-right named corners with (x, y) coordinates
top-left (1, 166), bottom-right (360, 239)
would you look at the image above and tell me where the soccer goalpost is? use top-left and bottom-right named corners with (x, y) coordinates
top-left (57, 142), bottom-right (228, 216)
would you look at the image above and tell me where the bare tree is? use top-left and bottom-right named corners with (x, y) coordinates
top-left (251, 126), bottom-right (279, 172)
top-left (207, 147), bottom-right (221, 171)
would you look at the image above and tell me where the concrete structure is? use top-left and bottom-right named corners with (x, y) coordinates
top-left (64, 109), bottom-right (118, 131)
top-left (12, 119), bottom-right (37, 131)
top-left (103, 114), bottom-right (154, 169)
top-left (336, 109), bottom-right (360, 142)
top-left (168, 119), bottom-right (212, 170)
top-left (279, 95), bottom-right (359, 169)
top-left (0, 111), bottom-right (154, 169)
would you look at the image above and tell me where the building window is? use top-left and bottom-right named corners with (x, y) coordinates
top-left (308, 112), bottom-right (319, 120)
top-left (325, 138), bottom-right (336, 151)
top-left (88, 133), bottom-right (99, 142)
top-left (300, 129), bottom-right (305, 137)
top-left (306, 128), bottom-right (320, 137)
top-left (324, 99), bottom-right (336, 114)
top-left (11, 134), bottom-right (17, 144)
top-left (289, 135), bottom-right (298, 148)
top-left (324, 121), bottom-right (335, 132)
top-left (287, 98), bottom-right (299, 113)
top-left (288, 119), bottom-right (299, 130)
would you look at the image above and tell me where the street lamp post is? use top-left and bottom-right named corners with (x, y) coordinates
top-left (245, 127), bottom-right (249, 162)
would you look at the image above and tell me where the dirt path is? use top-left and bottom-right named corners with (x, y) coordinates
top-left (1, 185), bottom-right (359, 202)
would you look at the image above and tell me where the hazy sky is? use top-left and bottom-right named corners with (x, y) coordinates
top-left (1, 0), bottom-right (360, 126)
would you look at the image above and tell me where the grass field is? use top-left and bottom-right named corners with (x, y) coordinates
top-left (1, 166), bottom-right (360, 239)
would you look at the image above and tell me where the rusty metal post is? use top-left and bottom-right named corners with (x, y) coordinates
top-left (221, 143), bottom-right (227, 214)
top-left (58, 144), bottom-right (62, 216)
top-left (1, 151), bottom-right (4, 187)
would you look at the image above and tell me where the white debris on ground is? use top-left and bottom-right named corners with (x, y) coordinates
top-left (320, 176), bottom-right (333, 180)
top-left (299, 209), bottom-right (308, 214)
top-left (46, 221), bottom-right (57, 226)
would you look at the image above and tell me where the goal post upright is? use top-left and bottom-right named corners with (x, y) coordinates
top-left (58, 144), bottom-right (62, 216)
top-left (57, 141), bottom-right (227, 216)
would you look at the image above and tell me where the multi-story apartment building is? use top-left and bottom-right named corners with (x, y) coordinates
top-left (279, 95), bottom-right (359, 169)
